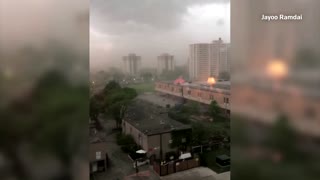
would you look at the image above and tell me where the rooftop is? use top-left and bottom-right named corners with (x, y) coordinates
top-left (89, 142), bottom-right (108, 162)
top-left (124, 100), bottom-right (191, 135)
top-left (157, 81), bottom-right (231, 94)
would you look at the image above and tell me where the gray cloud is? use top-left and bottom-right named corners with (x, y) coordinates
top-left (91, 0), bottom-right (229, 34)
top-left (90, 0), bottom-right (230, 71)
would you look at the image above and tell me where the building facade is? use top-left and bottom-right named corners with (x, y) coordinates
top-left (123, 53), bottom-right (141, 76)
top-left (89, 142), bottom-right (108, 174)
top-left (155, 81), bottom-right (231, 114)
top-left (157, 53), bottom-right (175, 75)
top-left (189, 38), bottom-right (230, 81)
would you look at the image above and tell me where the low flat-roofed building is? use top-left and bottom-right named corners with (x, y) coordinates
top-left (89, 140), bottom-right (108, 174)
top-left (122, 100), bottom-right (192, 161)
top-left (155, 81), bottom-right (230, 114)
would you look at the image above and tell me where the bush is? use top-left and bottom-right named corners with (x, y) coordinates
top-left (116, 133), bottom-right (142, 155)
top-left (116, 133), bottom-right (135, 146)
top-left (168, 110), bottom-right (191, 124)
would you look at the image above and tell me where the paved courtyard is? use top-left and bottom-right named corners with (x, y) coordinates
top-left (137, 92), bottom-right (181, 107)
top-left (93, 117), bottom-right (160, 180)
top-left (160, 167), bottom-right (230, 180)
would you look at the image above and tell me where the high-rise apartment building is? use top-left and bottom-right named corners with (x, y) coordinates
top-left (123, 53), bottom-right (141, 76)
top-left (157, 53), bottom-right (175, 75)
top-left (189, 38), bottom-right (230, 81)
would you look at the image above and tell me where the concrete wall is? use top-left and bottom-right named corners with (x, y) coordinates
top-left (122, 121), bottom-right (148, 150)
top-left (123, 120), bottom-right (177, 159)
top-left (148, 132), bottom-right (176, 160)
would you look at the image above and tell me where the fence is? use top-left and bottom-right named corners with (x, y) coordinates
top-left (153, 158), bottom-right (200, 176)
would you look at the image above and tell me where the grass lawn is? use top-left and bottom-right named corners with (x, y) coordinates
top-left (128, 83), bottom-right (155, 94)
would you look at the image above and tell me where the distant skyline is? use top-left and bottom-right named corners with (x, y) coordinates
top-left (90, 0), bottom-right (230, 71)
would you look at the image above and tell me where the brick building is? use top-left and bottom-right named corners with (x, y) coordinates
top-left (122, 100), bottom-right (192, 161)
top-left (155, 81), bottom-right (230, 115)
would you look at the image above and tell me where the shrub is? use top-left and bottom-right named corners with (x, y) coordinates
top-left (168, 110), bottom-right (191, 124)
top-left (116, 133), bottom-right (135, 146)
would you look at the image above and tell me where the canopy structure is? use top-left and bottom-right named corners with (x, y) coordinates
top-left (179, 152), bottom-right (191, 160)
top-left (136, 149), bottom-right (147, 154)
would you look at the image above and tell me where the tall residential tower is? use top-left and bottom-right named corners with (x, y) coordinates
top-left (157, 53), bottom-right (175, 75)
top-left (123, 53), bottom-right (141, 76)
top-left (189, 38), bottom-right (230, 81)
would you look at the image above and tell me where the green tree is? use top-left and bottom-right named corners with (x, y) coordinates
top-left (102, 81), bottom-right (137, 128)
top-left (89, 93), bottom-right (104, 121)
top-left (109, 100), bottom-right (129, 128)
top-left (103, 80), bottom-right (121, 94)
top-left (209, 100), bottom-right (221, 121)
top-left (191, 123), bottom-right (210, 145)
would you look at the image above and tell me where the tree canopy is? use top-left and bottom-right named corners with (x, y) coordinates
top-left (90, 81), bottom-right (137, 128)
top-left (209, 100), bottom-right (221, 120)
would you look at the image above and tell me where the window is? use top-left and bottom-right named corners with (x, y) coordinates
top-left (198, 92), bottom-right (202, 97)
top-left (224, 97), bottom-right (229, 103)
top-left (169, 139), bottom-right (173, 144)
top-left (210, 95), bottom-right (214, 100)
top-left (96, 151), bottom-right (101, 160)
top-left (181, 138), bottom-right (186, 143)
top-left (188, 90), bottom-right (191, 95)
top-left (130, 127), bottom-right (132, 133)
